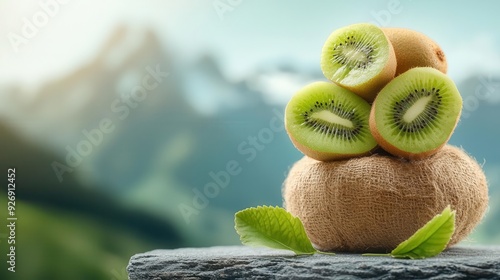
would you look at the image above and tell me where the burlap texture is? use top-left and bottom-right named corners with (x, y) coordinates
top-left (283, 145), bottom-right (488, 253)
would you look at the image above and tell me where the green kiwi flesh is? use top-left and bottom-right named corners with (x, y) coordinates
top-left (370, 67), bottom-right (462, 157)
top-left (285, 81), bottom-right (377, 160)
top-left (321, 23), bottom-right (395, 100)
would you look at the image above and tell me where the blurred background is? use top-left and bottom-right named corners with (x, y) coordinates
top-left (0, 0), bottom-right (499, 279)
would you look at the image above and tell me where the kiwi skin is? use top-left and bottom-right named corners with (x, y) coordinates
top-left (369, 67), bottom-right (461, 160)
top-left (287, 134), bottom-right (375, 162)
top-left (321, 23), bottom-right (397, 102)
top-left (382, 27), bottom-right (447, 76)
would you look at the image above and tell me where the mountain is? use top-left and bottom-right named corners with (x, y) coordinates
top-left (0, 118), bottom-right (185, 279)
top-left (0, 24), bottom-right (498, 248)
top-left (0, 120), bottom-right (183, 246)
top-left (452, 75), bottom-right (500, 167)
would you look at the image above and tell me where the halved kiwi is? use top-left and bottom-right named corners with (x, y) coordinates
top-left (369, 67), bottom-right (462, 160)
top-left (285, 81), bottom-right (377, 161)
top-left (320, 23), bottom-right (397, 101)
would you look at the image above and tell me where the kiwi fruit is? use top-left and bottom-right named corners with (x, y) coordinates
top-left (369, 67), bottom-right (462, 159)
top-left (285, 81), bottom-right (377, 161)
top-left (382, 27), bottom-right (447, 76)
top-left (320, 23), bottom-right (397, 101)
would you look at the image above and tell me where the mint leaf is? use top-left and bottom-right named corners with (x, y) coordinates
top-left (363, 206), bottom-right (456, 259)
top-left (234, 206), bottom-right (318, 255)
top-left (390, 205), bottom-right (456, 259)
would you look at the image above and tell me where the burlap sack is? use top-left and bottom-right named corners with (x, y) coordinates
top-left (283, 145), bottom-right (488, 253)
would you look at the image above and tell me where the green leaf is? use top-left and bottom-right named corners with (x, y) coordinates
top-left (234, 206), bottom-right (318, 255)
top-left (390, 205), bottom-right (456, 259)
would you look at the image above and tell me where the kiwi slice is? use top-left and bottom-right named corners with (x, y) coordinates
top-left (369, 67), bottom-right (462, 159)
top-left (285, 81), bottom-right (377, 161)
top-left (320, 23), bottom-right (396, 101)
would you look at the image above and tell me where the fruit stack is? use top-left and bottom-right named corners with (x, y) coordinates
top-left (283, 23), bottom-right (488, 253)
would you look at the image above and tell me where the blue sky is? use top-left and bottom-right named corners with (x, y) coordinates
top-left (1, 0), bottom-right (499, 98)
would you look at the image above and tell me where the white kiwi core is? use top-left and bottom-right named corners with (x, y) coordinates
top-left (403, 95), bottom-right (433, 123)
top-left (311, 110), bottom-right (354, 128)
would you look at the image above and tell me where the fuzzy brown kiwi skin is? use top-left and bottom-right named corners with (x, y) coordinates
top-left (382, 28), bottom-right (448, 76)
top-left (369, 100), bottom-right (460, 160)
top-left (341, 34), bottom-right (397, 102)
top-left (286, 129), bottom-right (377, 161)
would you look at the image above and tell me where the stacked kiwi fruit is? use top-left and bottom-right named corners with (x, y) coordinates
top-left (285, 23), bottom-right (460, 160)
top-left (283, 23), bottom-right (489, 252)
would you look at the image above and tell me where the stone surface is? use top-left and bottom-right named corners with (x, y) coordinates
top-left (128, 245), bottom-right (500, 279)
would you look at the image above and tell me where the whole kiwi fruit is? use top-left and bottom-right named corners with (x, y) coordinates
top-left (382, 27), bottom-right (447, 76)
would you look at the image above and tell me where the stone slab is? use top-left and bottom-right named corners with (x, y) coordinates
top-left (127, 245), bottom-right (500, 279)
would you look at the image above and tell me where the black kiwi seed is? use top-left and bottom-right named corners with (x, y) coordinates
top-left (332, 35), bottom-right (374, 70)
top-left (392, 88), bottom-right (442, 133)
top-left (302, 100), bottom-right (363, 141)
